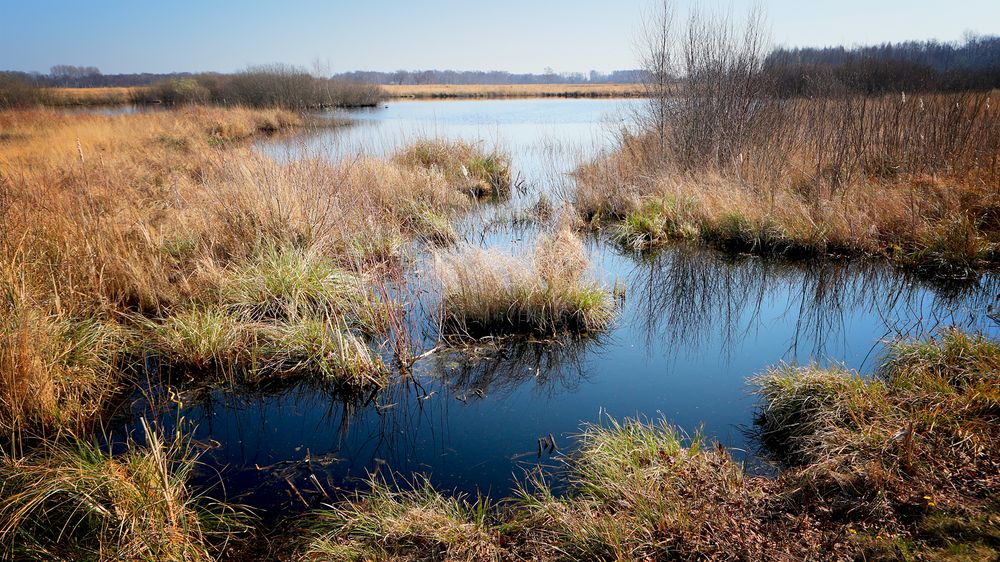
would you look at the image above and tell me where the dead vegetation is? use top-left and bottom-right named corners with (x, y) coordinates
top-left (577, 2), bottom-right (1000, 275)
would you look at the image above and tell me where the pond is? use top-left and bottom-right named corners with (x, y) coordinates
top-left (120, 99), bottom-right (1000, 516)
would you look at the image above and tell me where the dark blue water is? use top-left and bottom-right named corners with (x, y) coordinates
top-left (130, 99), bottom-right (1000, 515)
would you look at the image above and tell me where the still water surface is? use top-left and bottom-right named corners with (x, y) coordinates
top-left (127, 99), bottom-right (1000, 514)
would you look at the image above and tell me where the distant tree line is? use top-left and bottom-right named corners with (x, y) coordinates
top-left (764, 34), bottom-right (1000, 95)
top-left (332, 69), bottom-right (646, 85)
top-left (135, 65), bottom-right (385, 108)
top-left (0, 65), bottom-right (385, 109)
top-left (2, 67), bottom-right (647, 89)
top-left (5, 66), bottom-right (192, 88)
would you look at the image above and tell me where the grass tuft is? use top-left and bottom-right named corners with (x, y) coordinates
top-left (0, 420), bottom-right (251, 561)
top-left (435, 225), bottom-right (616, 337)
top-left (299, 475), bottom-right (499, 561)
top-left (396, 140), bottom-right (512, 198)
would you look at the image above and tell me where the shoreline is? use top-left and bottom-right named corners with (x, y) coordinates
top-left (40, 83), bottom-right (647, 106)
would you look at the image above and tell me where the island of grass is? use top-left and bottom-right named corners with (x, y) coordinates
top-left (435, 223), bottom-right (617, 338)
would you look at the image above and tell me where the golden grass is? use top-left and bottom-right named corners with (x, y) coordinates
top-left (577, 93), bottom-right (1000, 273)
top-left (384, 83), bottom-right (644, 99)
top-left (0, 105), bottom-right (515, 432)
top-left (44, 86), bottom-right (142, 106)
top-left (434, 222), bottom-right (617, 337)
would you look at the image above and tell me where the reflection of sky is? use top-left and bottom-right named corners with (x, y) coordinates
top-left (143, 99), bottom-right (1000, 515)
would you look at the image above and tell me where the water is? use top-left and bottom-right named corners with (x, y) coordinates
top-left (123, 99), bottom-right (1000, 516)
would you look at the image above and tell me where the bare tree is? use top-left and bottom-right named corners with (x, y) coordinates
top-left (638, 0), bottom-right (676, 154)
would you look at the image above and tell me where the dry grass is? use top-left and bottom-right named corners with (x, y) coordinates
top-left (384, 83), bottom-right (644, 99)
top-left (578, 93), bottom-right (1000, 273)
top-left (0, 420), bottom-right (251, 561)
top-left (44, 87), bottom-right (141, 106)
top-left (0, 271), bottom-right (128, 435)
top-left (0, 106), bottom-right (512, 432)
top-left (434, 223), bottom-right (617, 337)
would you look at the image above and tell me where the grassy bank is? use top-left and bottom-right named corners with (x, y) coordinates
top-left (577, 92), bottom-right (1000, 275)
top-left (0, 106), bottom-right (516, 435)
top-left (294, 329), bottom-right (1000, 561)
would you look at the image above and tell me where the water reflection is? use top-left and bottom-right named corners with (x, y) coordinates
top-left (112, 99), bottom-right (999, 517)
top-left (620, 246), bottom-right (997, 367)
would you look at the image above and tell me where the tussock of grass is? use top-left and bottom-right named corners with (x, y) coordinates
top-left (257, 318), bottom-right (386, 387)
top-left (435, 225), bottom-right (616, 337)
top-left (298, 476), bottom-right (499, 561)
top-left (753, 329), bottom-right (1000, 523)
top-left (0, 420), bottom-right (251, 561)
top-left (396, 140), bottom-right (512, 198)
top-left (210, 246), bottom-right (371, 325)
top-left (403, 202), bottom-right (459, 246)
top-left (141, 306), bottom-right (248, 371)
top-left (0, 279), bottom-right (128, 433)
top-left (513, 418), bottom-right (771, 560)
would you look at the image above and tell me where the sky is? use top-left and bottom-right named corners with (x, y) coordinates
top-left (2, 0), bottom-right (999, 75)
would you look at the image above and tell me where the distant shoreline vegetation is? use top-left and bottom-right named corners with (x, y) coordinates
top-left (2, 64), bottom-right (387, 110)
top-left (4, 33), bottom-right (1000, 110)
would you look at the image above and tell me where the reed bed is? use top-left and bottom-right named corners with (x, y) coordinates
top-left (434, 224), bottom-right (616, 337)
top-left (579, 93), bottom-right (1000, 274)
top-left (579, 4), bottom-right (1000, 274)
top-left (44, 86), bottom-right (140, 106)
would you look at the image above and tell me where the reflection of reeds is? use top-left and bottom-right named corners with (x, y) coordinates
top-left (626, 245), bottom-right (1000, 361)
top-left (425, 335), bottom-right (596, 398)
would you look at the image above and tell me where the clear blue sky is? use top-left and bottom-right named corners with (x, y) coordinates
top-left (2, 0), bottom-right (998, 74)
